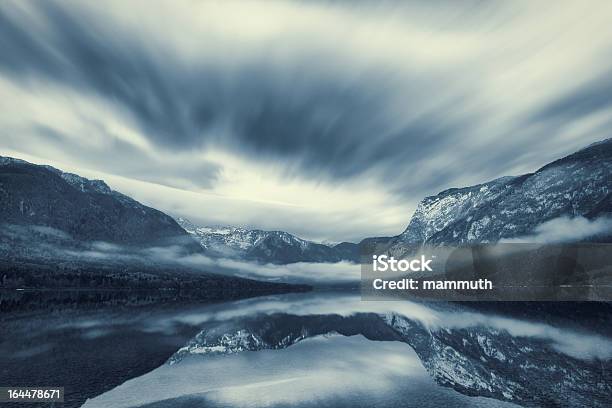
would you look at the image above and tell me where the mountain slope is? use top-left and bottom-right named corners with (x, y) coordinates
top-left (0, 156), bottom-right (202, 253)
top-left (176, 217), bottom-right (358, 264)
top-left (394, 138), bottom-right (612, 245)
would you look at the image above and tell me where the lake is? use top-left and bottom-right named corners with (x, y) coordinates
top-left (1, 290), bottom-right (610, 407)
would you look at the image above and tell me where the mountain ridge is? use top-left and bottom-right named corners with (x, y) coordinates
top-left (176, 217), bottom-right (358, 264)
top-left (379, 138), bottom-right (612, 247)
top-left (0, 155), bottom-right (202, 252)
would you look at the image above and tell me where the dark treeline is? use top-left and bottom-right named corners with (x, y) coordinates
top-left (0, 288), bottom-right (280, 314)
top-left (0, 257), bottom-right (310, 313)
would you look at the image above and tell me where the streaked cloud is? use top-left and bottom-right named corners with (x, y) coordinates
top-left (1, 0), bottom-right (612, 241)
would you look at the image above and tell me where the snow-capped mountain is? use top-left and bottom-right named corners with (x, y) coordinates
top-left (176, 217), bottom-right (358, 264)
top-left (389, 138), bottom-right (611, 246)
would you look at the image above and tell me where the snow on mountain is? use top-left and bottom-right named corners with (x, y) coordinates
top-left (394, 138), bottom-right (612, 245)
top-left (176, 217), bottom-right (358, 264)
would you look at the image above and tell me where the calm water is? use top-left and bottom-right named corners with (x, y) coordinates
top-left (84, 335), bottom-right (518, 408)
top-left (1, 290), bottom-right (610, 407)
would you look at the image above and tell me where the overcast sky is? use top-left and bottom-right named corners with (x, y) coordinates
top-left (1, 0), bottom-right (612, 242)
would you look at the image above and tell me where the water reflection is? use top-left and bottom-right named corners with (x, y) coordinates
top-left (85, 335), bottom-right (519, 408)
top-left (1, 290), bottom-right (611, 408)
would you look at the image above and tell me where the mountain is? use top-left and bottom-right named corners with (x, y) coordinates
top-left (176, 217), bottom-right (358, 264)
top-left (378, 138), bottom-right (611, 247)
top-left (0, 156), bottom-right (310, 295)
top-left (177, 139), bottom-right (611, 265)
top-left (0, 156), bottom-right (202, 253)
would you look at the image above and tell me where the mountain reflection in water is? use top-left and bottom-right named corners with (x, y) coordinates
top-left (1, 290), bottom-right (611, 408)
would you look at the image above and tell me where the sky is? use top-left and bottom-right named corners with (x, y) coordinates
top-left (1, 0), bottom-right (612, 243)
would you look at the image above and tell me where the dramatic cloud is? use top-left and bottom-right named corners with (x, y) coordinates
top-left (1, 0), bottom-right (612, 241)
